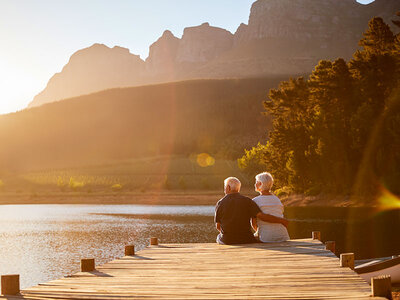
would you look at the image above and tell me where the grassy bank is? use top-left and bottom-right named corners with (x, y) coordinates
top-left (0, 156), bottom-right (384, 207)
top-left (0, 191), bottom-right (222, 205)
top-left (0, 189), bottom-right (371, 207)
top-left (0, 156), bottom-right (245, 205)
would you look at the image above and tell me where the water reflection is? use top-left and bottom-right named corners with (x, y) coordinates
top-left (285, 207), bottom-right (400, 260)
top-left (0, 205), bottom-right (215, 289)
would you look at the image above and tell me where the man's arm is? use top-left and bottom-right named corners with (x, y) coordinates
top-left (256, 212), bottom-right (289, 228)
top-left (216, 222), bottom-right (221, 232)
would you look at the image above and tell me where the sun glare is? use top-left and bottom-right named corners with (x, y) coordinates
top-left (0, 61), bottom-right (38, 115)
top-left (196, 153), bottom-right (216, 168)
top-left (377, 185), bottom-right (400, 210)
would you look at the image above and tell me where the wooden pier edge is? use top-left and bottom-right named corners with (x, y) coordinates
top-left (325, 241), bottom-right (336, 254)
top-left (150, 237), bottom-right (158, 245)
top-left (80, 258), bottom-right (95, 272)
top-left (340, 253), bottom-right (355, 270)
top-left (125, 245), bottom-right (135, 256)
top-left (1, 274), bottom-right (20, 296)
top-left (371, 275), bottom-right (392, 299)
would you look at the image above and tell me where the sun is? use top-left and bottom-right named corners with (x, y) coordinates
top-left (0, 60), bottom-right (39, 115)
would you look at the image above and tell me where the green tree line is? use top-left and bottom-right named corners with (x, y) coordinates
top-left (239, 16), bottom-right (400, 202)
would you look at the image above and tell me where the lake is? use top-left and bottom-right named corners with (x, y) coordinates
top-left (0, 204), bottom-right (399, 289)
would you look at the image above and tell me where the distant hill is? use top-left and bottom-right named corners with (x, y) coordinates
top-left (28, 0), bottom-right (400, 108)
top-left (0, 77), bottom-right (287, 172)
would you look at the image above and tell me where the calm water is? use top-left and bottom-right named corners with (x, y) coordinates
top-left (0, 204), bottom-right (399, 289)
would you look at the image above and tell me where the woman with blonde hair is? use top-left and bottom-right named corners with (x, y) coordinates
top-left (251, 172), bottom-right (290, 242)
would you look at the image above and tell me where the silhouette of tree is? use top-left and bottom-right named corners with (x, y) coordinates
top-left (239, 16), bottom-right (400, 200)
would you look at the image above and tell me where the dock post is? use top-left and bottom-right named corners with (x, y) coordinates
top-left (1, 274), bottom-right (20, 295)
top-left (371, 275), bottom-right (392, 299)
top-left (312, 231), bottom-right (321, 241)
top-left (325, 241), bottom-right (335, 254)
top-left (81, 258), bottom-right (95, 272)
top-left (150, 237), bottom-right (158, 246)
top-left (125, 245), bottom-right (135, 256)
top-left (340, 253), bottom-right (354, 270)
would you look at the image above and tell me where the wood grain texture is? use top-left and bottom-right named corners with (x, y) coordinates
top-left (1, 239), bottom-right (386, 299)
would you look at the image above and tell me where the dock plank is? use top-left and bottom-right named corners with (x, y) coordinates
top-left (1, 239), bottom-right (385, 299)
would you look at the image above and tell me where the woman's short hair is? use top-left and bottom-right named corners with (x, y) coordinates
top-left (255, 172), bottom-right (274, 192)
top-left (224, 177), bottom-right (241, 192)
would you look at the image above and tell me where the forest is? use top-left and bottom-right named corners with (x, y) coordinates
top-left (239, 16), bottom-right (400, 202)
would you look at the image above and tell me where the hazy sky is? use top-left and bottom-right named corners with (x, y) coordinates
top-left (0, 0), bottom-right (375, 115)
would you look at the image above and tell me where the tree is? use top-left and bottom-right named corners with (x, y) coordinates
top-left (359, 17), bottom-right (395, 55)
top-left (308, 59), bottom-right (356, 192)
top-left (265, 77), bottom-right (314, 191)
top-left (238, 143), bottom-right (270, 176)
top-left (350, 18), bottom-right (397, 109)
top-left (393, 12), bottom-right (400, 60)
top-left (239, 16), bottom-right (400, 200)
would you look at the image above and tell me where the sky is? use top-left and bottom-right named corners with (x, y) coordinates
top-left (0, 0), bottom-right (375, 115)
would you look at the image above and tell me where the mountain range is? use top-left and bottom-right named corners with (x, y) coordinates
top-left (28, 0), bottom-right (400, 108)
top-left (1, 77), bottom-right (284, 172)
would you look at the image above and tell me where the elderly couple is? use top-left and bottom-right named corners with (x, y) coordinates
top-left (215, 172), bottom-right (290, 245)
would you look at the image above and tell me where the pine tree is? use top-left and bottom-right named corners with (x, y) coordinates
top-left (359, 17), bottom-right (395, 55)
top-left (350, 18), bottom-right (397, 113)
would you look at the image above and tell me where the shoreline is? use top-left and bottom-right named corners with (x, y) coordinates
top-left (0, 192), bottom-right (222, 206)
top-left (0, 191), bottom-right (382, 207)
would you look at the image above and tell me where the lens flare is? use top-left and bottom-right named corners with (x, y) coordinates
top-left (378, 186), bottom-right (400, 210)
top-left (196, 153), bottom-right (215, 167)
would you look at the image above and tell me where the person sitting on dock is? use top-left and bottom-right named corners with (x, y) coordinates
top-left (215, 177), bottom-right (289, 245)
top-left (251, 172), bottom-right (290, 242)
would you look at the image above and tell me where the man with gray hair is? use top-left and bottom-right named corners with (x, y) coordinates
top-left (215, 177), bottom-right (289, 244)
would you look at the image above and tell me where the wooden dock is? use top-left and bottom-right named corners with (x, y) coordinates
top-left (1, 238), bottom-right (388, 299)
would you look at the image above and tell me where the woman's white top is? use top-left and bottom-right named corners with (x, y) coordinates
top-left (252, 194), bottom-right (290, 242)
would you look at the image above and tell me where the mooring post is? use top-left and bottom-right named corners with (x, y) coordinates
top-left (1, 274), bottom-right (20, 295)
top-left (371, 275), bottom-right (392, 299)
top-left (325, 241), bottom-right (336, 254)
top-left (80, 258), bottom-right (95, 272)
top-left (125, 245), bottom-right (135, 256)
top-left (340, 253), bottom-right (354, 270)
top-left (150, 237), bottom-right (158, 246)
top-left (312, 231), bottom-right (321, 241)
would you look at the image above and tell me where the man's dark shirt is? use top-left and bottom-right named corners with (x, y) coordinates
top-left (215, 192), bottom-right (261, 244)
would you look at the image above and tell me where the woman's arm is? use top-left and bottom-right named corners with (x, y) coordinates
top-left (251, 217), bottom-right (258, 231)
top-left (256, 212), bottom-right (289, 228)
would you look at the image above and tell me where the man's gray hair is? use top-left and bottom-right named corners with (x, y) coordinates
top-left (255, 172), bottom-right (274, 192)
top-left (224, 177), bottom-right (241, 192)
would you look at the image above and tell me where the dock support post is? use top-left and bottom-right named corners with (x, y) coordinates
top-left (340, 253), bottom-right (354, 270)
top-left (81, 258), bottom-right (95, 272)
top-left (125, 245), bottom-right (135, 256)
top-left (325, 241), bottom-right (335, 254)
top-left (150, 237), bottom-right (158, 246)
top-left (312, 231), bottom-right (321, 241)
top-left (371, 275), bottom-right (392, 299)
top-left (1, 274), bottom-right (20, 295)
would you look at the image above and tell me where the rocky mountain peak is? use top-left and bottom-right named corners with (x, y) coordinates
top-left (162, 30), bottom-right (174, 38)
top-left (146, 30), bottom-right (180, 77)
top-left (176, 23), bottom-right (233, 63)
top-left (245, 0), bottom-right (364, 41)
top-left (29, 44), bottom-right (145, 107)
top-left (28, 0), bottom-right (400, 108)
